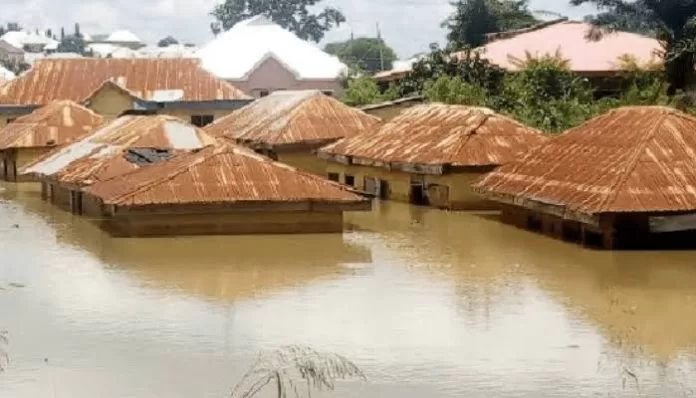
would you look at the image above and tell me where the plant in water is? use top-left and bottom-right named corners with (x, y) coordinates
top-left (0, 330), bottom-right (8, 372)
top-left (230, 345), bottom-right (366, 398)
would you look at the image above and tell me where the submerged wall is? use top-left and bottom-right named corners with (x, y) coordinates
top-left (100, 210), bottom-right (345, 237)
top-left (324, 161), bottom-right (496, 210)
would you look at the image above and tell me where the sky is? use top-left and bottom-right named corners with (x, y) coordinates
top-left (2, 0), bottom-right (598, 59)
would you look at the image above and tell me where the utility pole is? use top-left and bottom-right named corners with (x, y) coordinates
top-left (376, 22), bottom-right (384, 72)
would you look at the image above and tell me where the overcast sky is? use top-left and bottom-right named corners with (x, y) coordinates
top-left (3, 0), bottom-right (598, 58)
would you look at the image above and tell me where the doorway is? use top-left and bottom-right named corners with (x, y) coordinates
top-left (409, 181), bottom-right (429, 206)
top-left (379, 180), bottom-right (389, 199)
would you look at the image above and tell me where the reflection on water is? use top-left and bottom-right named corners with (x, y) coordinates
top-left (1, 184), bottom-right (696, 397)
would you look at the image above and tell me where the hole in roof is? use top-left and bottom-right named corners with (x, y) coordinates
top-left (124, 148), bottom-right (174, 166)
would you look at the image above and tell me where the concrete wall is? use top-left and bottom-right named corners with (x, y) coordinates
top-left (228, 57), bottom-right (343, 99)
top-left (361, 102), bottom-right (421, 121)
top-left (87, 85), bottom-right (237, 125)
top-left (276, 152), bottom-right (328, 176)
top-left (325, 161), bottom-right (497, 210)
top-left (101, 210), bottom-right (345, 237)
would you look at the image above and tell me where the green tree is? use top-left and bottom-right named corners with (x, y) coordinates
top-left (571, 0), bottom-right (696, 95)
top-left (210, 0), bottom-right (346, 43)
top-left (423, 75), bottom-right (489, 106)
top-left (342, 75), bottom-right (398, 106)
top-left (158, 36), bottom-right (179, 47)
top-left (324, 37), bottom-right (397, 75)
top-left (398, 44), bottom-right (506, 97)
top-left (57, 35), bottom-right (86, 54)
top-left (443, 0), bottom-right (539, 48)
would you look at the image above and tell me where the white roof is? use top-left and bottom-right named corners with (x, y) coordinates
top-left (196, 15), bottom-right (347, 80)
top-left (107, 30), bottom-right (142, 43)
top-left (138, 44), bottom-right (198, 58)
top-left (0, 65), bottom-right (15, 81)
top-left (1, 31), bottom-right (59, 48)
top-left (87, 43), bottom-right (120, 57)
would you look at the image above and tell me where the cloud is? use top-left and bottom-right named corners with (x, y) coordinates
top-left (1, 0), bottom-right (597, 57)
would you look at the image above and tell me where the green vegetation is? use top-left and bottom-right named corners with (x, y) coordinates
top-left (158, 36), bottom-right (179, 47)
top-left (443, 0), bottom-right (539, 48)
top-left (342, 75), bottom-right (399, 107)
top-left (324, 37), bottom-right (398, 75)
top-left (210, 0), bottom-right (345, 43)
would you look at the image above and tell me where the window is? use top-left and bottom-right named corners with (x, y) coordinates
top-left (6, 118), bottom-right (16, 124)
top-left (344, 174), bottom-right (355, 187)
top-left (259, 90), bottom-right (270, 98)
top-left (321, 90), bottom-right (334, 97)
top-left (190, 115), bottom-right (214, 127)
top-left (328, 172), bottom-right (339, 182)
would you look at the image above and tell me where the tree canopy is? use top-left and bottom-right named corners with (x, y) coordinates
top-left (57, 35), bottom-right (86, 54)
top-left (443, 0), bottom-right (539, 48)
top-left (210, 0), bottom-right (346, 43)
top-left (572, 0), bottom-right (696, 95)
top-left (324, 37), bottom-right (398, 75)
top-left (158, 36), bottom-right (179, 47)
top-left (0, 22), bottom-right (23, 37)
top-left (342, 75), bottom-right (399, 106)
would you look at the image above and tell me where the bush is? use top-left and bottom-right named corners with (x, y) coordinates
top-left (423, 75), bottom-right (488, 106)
top-left (342, 75), bottom-right (398, 106)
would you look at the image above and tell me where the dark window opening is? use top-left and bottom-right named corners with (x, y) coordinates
top-left (6, 118), bottom-right (16, 124)
top-left (379, 179), bottom-right (389, 199)
top-left (328, 172), bottom-right (339, 182)
top-left (583, 229), bottom-right (604, 248)
top-left (190, 114), bottom-right (214, 127)
top-left (259, 90), bottom-right (270, 98)
top-left (322, 91), bottom-right (333, 97)
top-left (344, 174), bottom-right (355, 187)
top-left (526, 215), bottom-right (542, 232)
top-left (409, 182), bottom-right (429, 206)
top-left (119, 109), bottom-right (157, 117)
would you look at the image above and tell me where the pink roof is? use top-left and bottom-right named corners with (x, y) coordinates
top-left (473, 20), bottom-right (662, 73)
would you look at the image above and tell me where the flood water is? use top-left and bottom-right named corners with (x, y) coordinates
top-left (1, 183), bottom-right (696, 398)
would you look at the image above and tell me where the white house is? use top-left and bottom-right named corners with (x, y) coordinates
top-left (196, 16), bottom-right (347, 98)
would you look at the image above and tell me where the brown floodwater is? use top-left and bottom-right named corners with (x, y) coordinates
top-left (1, 183), bottom-right (696, 398)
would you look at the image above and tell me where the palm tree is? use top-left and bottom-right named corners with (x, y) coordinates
top-left (230, 346), bottom-right (366, 398)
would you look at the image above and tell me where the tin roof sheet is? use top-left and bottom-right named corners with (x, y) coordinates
top-left (205, 90), bottom-right (381, 147)
top-left (0, 101), bottom-right (105, 150)
top-left (85, 143), bottom-right (369, 207)
top-left (21, 115), bottom-right (216, 185)
top-left (473, 106), bottom-right (696, 214)
top-left (0, 58), bottom-right (250, 105)
top-left (320, 103), bottom-right (547, 167)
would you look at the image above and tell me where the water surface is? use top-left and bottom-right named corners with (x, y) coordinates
top-left (1, 184), bottom-right (695, 397)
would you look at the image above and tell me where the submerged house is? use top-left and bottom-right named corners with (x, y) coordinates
top-left (82, 143), bottom-right (371, 237)
top-left (197, 16), bottom-right (347, 98)
top-left (0, 101), bottom-right (105, 182)
top-left (205, 90), bottom-right (381, 175)
top-left (318, 103), bottom-right (547, 210)
top-left (473, 106), bottom-right (696, 250)
top-left (0, 58), bottom-right (252, 126)
top-left (358, 96), bottom-right (424, 121)
top-left (21, 114), bottom-right (216, 215)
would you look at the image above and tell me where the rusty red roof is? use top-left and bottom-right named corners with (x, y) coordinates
top-left (84, 143), bottom-right (369, 208)
top-left (473, 106), bottom-right (696, 215)
top-left (21, 114), bottom-right (217, 186)
top-left (0, 58), bottom-right (250, 105)
top-left (204, 90), bottom-right (381, 148)
top-left (0, 100), bottom-right (105, 150)
top-left (319, 103), bottom-right (547, 171)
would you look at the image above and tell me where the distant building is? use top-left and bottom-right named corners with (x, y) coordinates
top-left (197, 16), bottom-right (347, 98)
top-left (205, 90), bottom-right (381, 175)
top-left (0, 58), bottom-right (252, 126)
top-left (103, 30), bottom-right (145, 50)
top-left (319, 104), bottom-right (547, 210)
top-left (0, 101), bottom-right (104, 182)
top-left (358, 96), bottom-right (424, 121)
top-left (0, 40), bottom-right (24, 64)
top-left (473, 106), bottom-right (696, 250)
top-left (0, 31), bottom-right (59, 53)
top-left (22, 115), bottom-right (217, 215)
top-left (375, 18), bottom-right (663, 91)
top-left (82, 143), bottom-right (371, 237)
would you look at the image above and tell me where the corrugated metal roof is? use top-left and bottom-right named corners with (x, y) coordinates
top-left (84, 143), bottom-right (369, 207)
top-left (473, 106), bottom-right (696, 215)
top-left (320, 103), bottom-right (547, 167)
top-left (21, 114), bottom-right (216, 186)
top-left (0, 58), bottom-right (250, 105)
top-left (0, 100), bottom-right (105, 150)
top-left (205, 90), bottom-right (382, 147)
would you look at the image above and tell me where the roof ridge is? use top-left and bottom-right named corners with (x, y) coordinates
top-left (484, 18), bottom-right (570, 44)
top-left (596, 109), bottom-right (670, 213)
top-left (447, 111), bottom-right (492, 163)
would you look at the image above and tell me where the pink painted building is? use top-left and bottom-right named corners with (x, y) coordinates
top-left (197, 16), bottom-right (347, 99)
